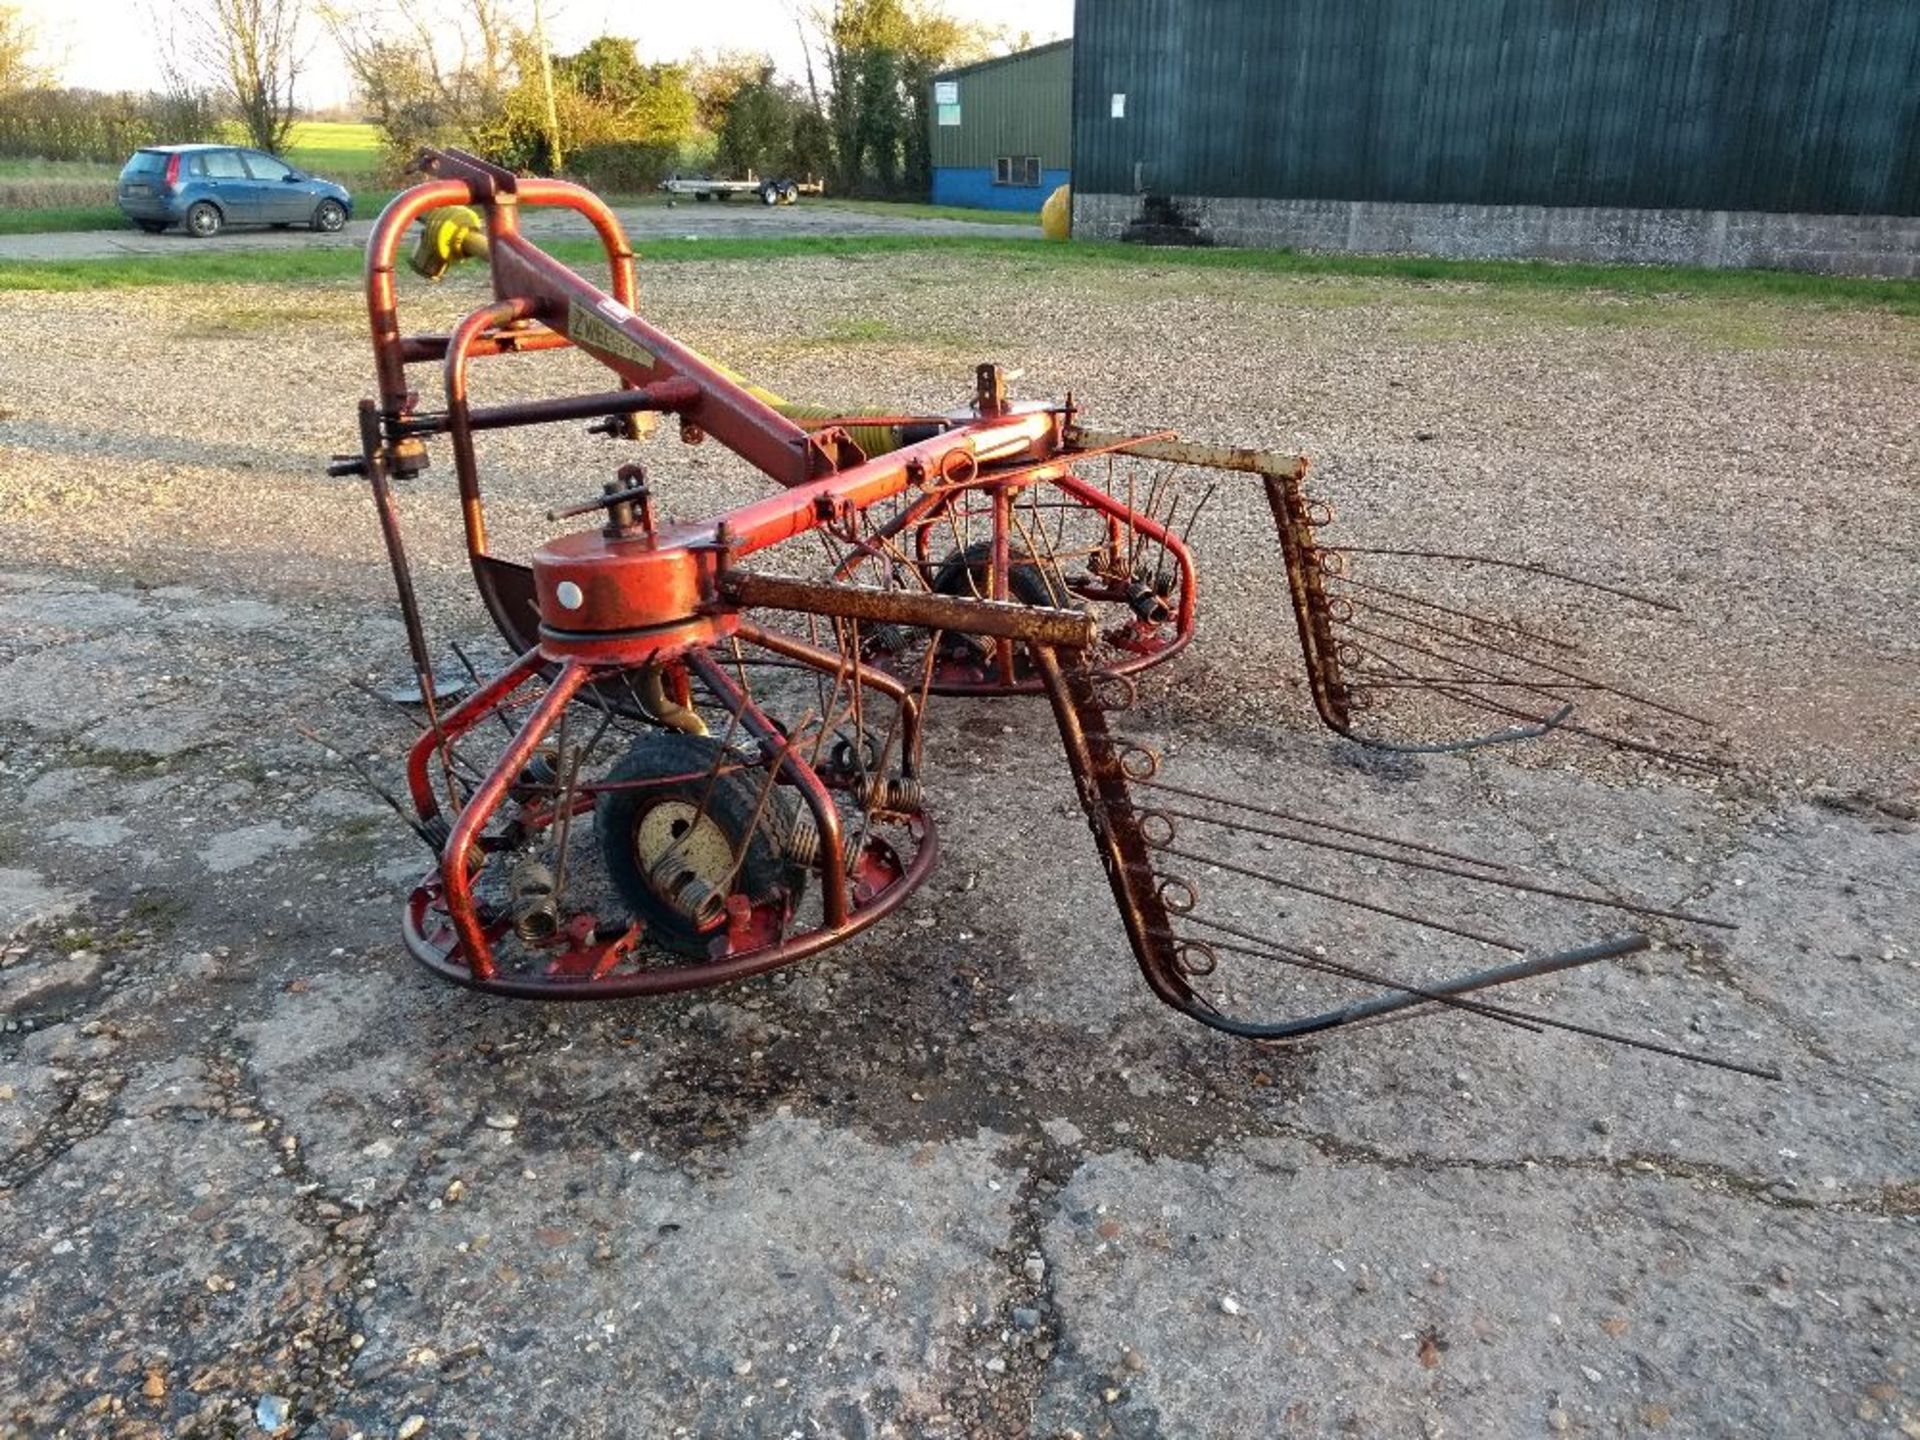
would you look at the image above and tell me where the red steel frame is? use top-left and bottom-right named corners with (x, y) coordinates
top-left (353, 150), bottom-right (1106, 995)
top-left (333, 151), bottom-right (1772, 1084)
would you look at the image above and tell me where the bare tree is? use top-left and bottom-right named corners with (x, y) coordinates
top-left (320, 0), bottom-right (525, 167)
top-left (159, 0), bottom-right (303, 153)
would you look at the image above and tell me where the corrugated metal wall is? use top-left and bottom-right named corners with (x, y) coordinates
top-left (1072, 0), bottom-right (1920, 216)
top-left (930, 41), bottom-right (1074, 171)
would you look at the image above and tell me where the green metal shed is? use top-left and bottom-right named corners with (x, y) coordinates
top-left (930, 40), bottom-right (1072, 211)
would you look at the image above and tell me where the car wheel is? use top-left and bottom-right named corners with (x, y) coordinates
top-left (760, 181), bottom-right (780, 206)
top-left (312, 199), bottom-right (347, 233)
top-left (134, 221), bottom-right (167, 234)
top-left (185, 202), bottom-right (223, 239)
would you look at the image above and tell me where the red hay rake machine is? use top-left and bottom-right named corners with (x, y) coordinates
top-left (329, 150), bottom-right (1773, 1080)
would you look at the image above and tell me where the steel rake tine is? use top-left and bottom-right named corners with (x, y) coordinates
top-left (1323, 546), bottom-right (1683, 612)
top-left (1181, 917), bottom-right (1548, 1033)
top-left (1157, 842), bottom-right (1529, 952)
top-left (1330, 573), bottom-right (1583, 653)
top-left (1344, 596), bottom-right (1715, 726)
top-left (1148, 804), bottom-right (1734, 929)
top-left (1128, 774), bottom-right (1514, 872)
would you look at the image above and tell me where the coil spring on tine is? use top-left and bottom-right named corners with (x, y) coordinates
top-left (1096, 672), bottom-right (1139, 713)
top-left (781, 812), bottom-right (868, 871)
top-left (1175, 940), bottom-right (1219, 978)
top-left (648, 856), bottom-right (726, 927)
top-left (1137, 809), bottom-right (1177, 849)
top-left (858, 775), bottom-right (925, 815)
top-left (1157, 876), bottom-right (1198, 916)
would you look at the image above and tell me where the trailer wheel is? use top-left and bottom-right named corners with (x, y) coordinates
top-left (779, 181), bottom-right (799, 205)
top-left (695, 191), bottom-right (713, 202)
top-left (760, 180), bottom-right (781, 206)
top-left (596, 732), bottom-right (802, 958)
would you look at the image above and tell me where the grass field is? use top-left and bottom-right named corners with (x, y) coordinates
top-left (1, 232), bottom-right (1914, 319)
top-left (276, 120), bottom-right (383, 178)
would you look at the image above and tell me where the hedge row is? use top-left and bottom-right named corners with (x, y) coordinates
top-left (0, 89), bottom-right (221, 165)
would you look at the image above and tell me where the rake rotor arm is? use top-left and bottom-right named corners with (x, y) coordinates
top-left (1029, 641), bottom-right (1774, 1079)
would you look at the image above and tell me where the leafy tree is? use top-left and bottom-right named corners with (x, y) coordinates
top-left (321, 0), bottom-right (521, 173)
top-left (559, 34), bottom-right (649, 108)
top-left (688, 50), bottom-right (765, 137)
top-left (813, 0), bottom-right (988, 197)
top-left (715, 64), bottom-right (829, 180)
top-left (0, 4), bottom-right (45, 95)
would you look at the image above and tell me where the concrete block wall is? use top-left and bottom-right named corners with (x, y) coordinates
top-left (1072, 193), bottom-right (1920, 278)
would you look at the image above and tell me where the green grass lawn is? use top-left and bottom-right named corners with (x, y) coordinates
top-left (811, 198), bottom-right (1037, 226)
top-left (1, 232), bottom-right (1914, 317)
top-left (0, 204), bottom-right (123, 235)
top-left (0, 192), bottom-right (401, 236)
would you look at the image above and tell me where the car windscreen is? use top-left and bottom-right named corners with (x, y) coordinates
top-left (121, 151), bottom-right (167, 177)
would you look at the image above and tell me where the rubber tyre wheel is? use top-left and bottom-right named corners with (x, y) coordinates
top-left (779, 183), bottom-right (799, 204)
top-left (695, 191), bottom-right (713, 201)
top-left (595, 732), bottom-right (802, 959)
top-left (186, 201), bottom-right (222, 239)
top-left (760, 182), bottom-right (780, 206)
top-left (930, 541), bottom-right (1071, 672)
top-left (134, 220), bottom-right (167, 234)
top-left (313, 199), bottom-right (346, 233)
top-left (932, 540), bottom-right (1069, 608)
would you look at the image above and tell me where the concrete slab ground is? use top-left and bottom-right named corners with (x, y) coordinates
top-left (0, 254), bottom-right (1913, 1438)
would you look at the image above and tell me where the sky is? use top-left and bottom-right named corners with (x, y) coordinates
top-left (19, 0), bottom-right (1075, 108)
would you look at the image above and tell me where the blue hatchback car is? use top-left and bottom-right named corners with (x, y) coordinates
top-left (116, 144), bottom-right (354, 238)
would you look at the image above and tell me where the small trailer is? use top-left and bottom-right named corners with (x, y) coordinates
top-left (658, 172), bottom-right (821, 206)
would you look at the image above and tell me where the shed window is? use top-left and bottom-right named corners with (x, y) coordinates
top-left (994, 155), bottom-right (1041, 187)
top-left (936, 102), bottom-right (961, 126)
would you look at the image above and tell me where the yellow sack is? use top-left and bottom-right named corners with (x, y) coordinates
top-left (1040, 183), bottom-right (1071, 241)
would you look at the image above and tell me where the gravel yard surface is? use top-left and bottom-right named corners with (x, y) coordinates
top-left (0, 254), bottom-right (1915, 1437)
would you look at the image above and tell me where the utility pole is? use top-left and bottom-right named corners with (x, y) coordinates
top-left (532, 0), bottom-right (563, 171)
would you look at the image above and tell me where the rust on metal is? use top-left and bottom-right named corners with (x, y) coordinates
top-left (327, 149), bottom-right (1772, 1080)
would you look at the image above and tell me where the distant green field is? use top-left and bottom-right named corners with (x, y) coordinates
top-left (278, 120), bottom-right (384, 178)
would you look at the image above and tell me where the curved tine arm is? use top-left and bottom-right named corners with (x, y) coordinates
top-left (443, 298), bottom-right (541, 561)
top-left (1176, 934), bottom-right (1644, 1042)
top-left (517, 177), bottom-right (637, 311)
top-left (366, 179), bottom-right (481, 414)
